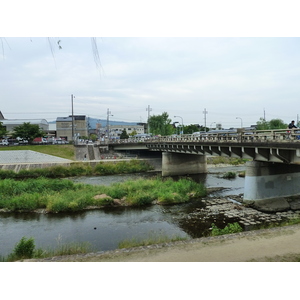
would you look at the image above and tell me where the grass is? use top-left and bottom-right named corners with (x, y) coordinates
top-left (222, 171), bottom-right (237, 179)
top-left (4, 235), bottom-right (93, 261)
top-left (118, 233), bottom-right (188, 249)
top-left (0, 160), bottom-right (153, 179)
top-left (0, 177), bottom-right (207, 213)
top-left (210, 222), bottom-right (243, 236)
top-left (0, 144), bottom-right (75, 160)
top-left (207, 156), bottom-right (248, 165)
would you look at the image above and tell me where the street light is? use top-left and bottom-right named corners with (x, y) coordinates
top-left (174, 116), bottom-right (184, 134)
top-left (236, 117), bottom-right (243, 128)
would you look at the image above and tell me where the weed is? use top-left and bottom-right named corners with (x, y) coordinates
top-left (118, 233), bottom-right (188, 249)
top-left (222, 172), bottom-right (236, 179)
top-left (211, 222), bottom-right (243, 236)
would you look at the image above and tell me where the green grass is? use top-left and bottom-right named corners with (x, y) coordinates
top-left (0, 160), bottom-right (154, 179)
top-left (0, 144), bottom-right (75, 160)
top-left (118, 233), bottom-right (188, 249)
top-left (222, 171), bottom-right (237, 179)
top-left (4, 236), bottom-right (93, 261)
top-left (210, 222), bottom-right (243, 236)
top-left (0, 177), bottom-right (207, 213)
top-left (207, 156), bottom-right (248, 165)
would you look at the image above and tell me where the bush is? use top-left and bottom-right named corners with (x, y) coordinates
top-left (9, 237), bottom-right (35, 260)
top-left (222, 172), bottom-right (236, 179)
top-left (211, 222), bottom-right (243, 236)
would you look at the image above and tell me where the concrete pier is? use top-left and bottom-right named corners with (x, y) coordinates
top-left (244, 161), bottom-right (300, 211)
top-left (162, 152), bottom-right (207, 177)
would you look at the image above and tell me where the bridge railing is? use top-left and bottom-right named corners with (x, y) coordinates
top-left (104, 128), bottom-right (300, 144)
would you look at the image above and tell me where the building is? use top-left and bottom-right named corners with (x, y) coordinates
top-left (1, 119), bottom-right (49, 135)
top-left (56, 115), bottom-right (88, 141)
top-left (99, 124), bottom-right (145, 139)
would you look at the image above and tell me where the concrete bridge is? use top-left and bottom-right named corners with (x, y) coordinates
top-left (105, 129), bottom-right (300, 212)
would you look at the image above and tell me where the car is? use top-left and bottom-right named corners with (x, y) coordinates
top-left (0, 140), bottom-right (9, 146)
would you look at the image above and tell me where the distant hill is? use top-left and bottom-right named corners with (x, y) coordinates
top-left (49, 117), bottom-right (139, 129)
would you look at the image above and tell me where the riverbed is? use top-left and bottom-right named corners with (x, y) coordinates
top-left (1, 164), bottom-right (295, 258)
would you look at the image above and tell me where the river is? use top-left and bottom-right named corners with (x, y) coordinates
top-left (0, 165), bottom-right (246, 257)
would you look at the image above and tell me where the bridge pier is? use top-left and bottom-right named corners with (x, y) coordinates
top-left (162, 152), bottom-right (207, 177)
top-left (244, 161), bottom-right (300, 212)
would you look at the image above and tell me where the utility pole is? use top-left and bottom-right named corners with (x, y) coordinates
top-left (146, 105), bottom-right (152, 134)
top-left (106, 108), bottom-right (113, 140)
top-left (71, 94), bottom-right (75, 142)
top-left (203, 108), bottom-right (208, 131)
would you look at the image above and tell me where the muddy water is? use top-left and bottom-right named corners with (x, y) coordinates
top-left (0, 166), bottom-right (246, 257)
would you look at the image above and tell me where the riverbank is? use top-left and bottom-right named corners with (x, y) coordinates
top-left (23, 223), bottom-right (300, 262)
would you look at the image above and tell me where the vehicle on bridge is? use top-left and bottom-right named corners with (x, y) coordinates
top-left (0, 139), bottom-right (9, 146)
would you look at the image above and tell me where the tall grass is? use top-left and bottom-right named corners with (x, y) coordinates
top-left (4, 235), bottom-right (93, 261)
top-left (118, 233), bottom-right (188, 249)
top-left (0, 177), bottom-right (207, 213)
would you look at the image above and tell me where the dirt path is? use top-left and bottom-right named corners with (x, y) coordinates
top-left (26, 224), bottom-right (300, 262)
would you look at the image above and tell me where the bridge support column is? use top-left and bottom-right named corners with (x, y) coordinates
top-left (244, 161), bottom-right (300, 212)
top-left (162, 152), bottom-right (207, 177)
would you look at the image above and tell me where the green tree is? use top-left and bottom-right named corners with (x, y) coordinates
top-left (256, 118), bottom-right (269, 130)
top-left (130, 130), bottom-right (137, 137)
top-left (12, 122), bottom-right (45, 143)
top-left (120, 129), bottom-right (129, 139)
top-left (183, 124), bottom-right (200, 134)
top-left (0, 121), bottom-right (8, 138)
top-left (269, 119), bottom-right (287, 129)
top-left (89, 134), bottom-right (98, 141)
top-left (148, 112), bottom-right (173, 136)
top-left (256, 118), bottom-right (287, 130)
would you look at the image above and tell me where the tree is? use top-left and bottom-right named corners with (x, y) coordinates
top-left (269, 119), bottom-right (287, 129)
top-left (0, 121), bottom-right (8, 138)
top-left (148, 112), bottom-right (173, 136)
top-left (183, 124), bottom-right (200, 134)
top-left (256, 118), bottom-right (287, 130)
top-left (120, 129), bottom-right (129, 139)
top-left (130, 130), bottom-right (137, 137)
top-left (12, 122), bottom-right (45, 143)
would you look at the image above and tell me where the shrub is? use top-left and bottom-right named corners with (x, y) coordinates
top-left (222, 172), bottom-right (236, 179)
top-left (211, 222), bottom-right (243, 236)
top-left (10, 237), bottom-right (35, 260)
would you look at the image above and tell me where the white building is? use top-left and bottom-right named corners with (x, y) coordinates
top-left (1, 119), bottom-right (49, 134)
top-left (100, 124), bottom-right (145, 139)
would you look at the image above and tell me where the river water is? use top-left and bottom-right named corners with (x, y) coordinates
top-left (0, 165), bottom-right (245, 257)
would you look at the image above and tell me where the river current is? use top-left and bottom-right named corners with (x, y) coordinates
top-left (0, 165), bottom-right (245, 257)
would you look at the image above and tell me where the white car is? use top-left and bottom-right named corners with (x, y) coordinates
top-left (0, 140), bottom-right (9, 146)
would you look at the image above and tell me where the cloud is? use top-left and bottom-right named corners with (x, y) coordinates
top-left (1, 37), bottom-right (300, 127)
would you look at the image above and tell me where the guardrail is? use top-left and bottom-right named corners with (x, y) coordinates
top-left (104, 129), bottom-right (300, 144)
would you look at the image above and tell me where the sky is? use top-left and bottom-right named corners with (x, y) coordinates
top-left (3, 36), bottom-right (300, 129)
top-left (1, 2), bottom-right (300, 132)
